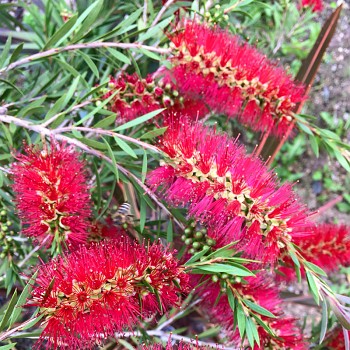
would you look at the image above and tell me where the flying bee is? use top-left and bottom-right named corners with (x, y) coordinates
top-left (112, 202), bottom-right (134, 228)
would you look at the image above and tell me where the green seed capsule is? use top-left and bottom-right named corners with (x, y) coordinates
top-left (0, 210), bottom-right (6, 216)
top-left (221, 273), bottom-right (229, 280)
top-left (184, 238), bottom-right (192, 245)
top-left (192, 242), bottom-right (201, 249)
top-left (181, 235), bottom-right (187, 241)
top-left (189, 248), bottom-right (195, 254)
top-left (212, 275), bottom-right (219, 283)
top-left (184, 227), bottom-right (192, 235)
top-left (202, 245), bottom-right (210, 251)
top-left (206, 238), bottom-right (216, 246)
top-left (194, 231), bottom-right (203, 239)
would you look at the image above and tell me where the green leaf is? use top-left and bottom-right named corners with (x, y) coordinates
top-left (196, 263), bottom-right (254, 277)
top-left (79, 137), bottom-right (108, 150)
top-left (9, 42), bottom-right (23, 64)
top-left (320, 297), bottom-right (328, 344)
top-left (297, 121), bottom-right (313, 135)
top-left (71, 0), bottom-right (104, 43)
top-left (304, 261), bottom-right (327, 277)
top-left (117, 339), bottom-right (135, 350)
top-left (0, 344), bottom-right (17, 350)
top-left (140, 197), bottom-right (146, 233)
top-left (251, 314), bottom-right (276, 337)
top-left (138, 17), bottom-right (173, 41)
top-left (306, 271), bottom-right (320, 305)
top-left (138, 47), bottom-right (162, 61)
top-left (97, 8), bottom-right (143, 40)
top-left (114, 108), bottom-right (165, 131)
top-left (247, 318), bottom-right (260, 347)
top-left (236, 302), bottom-right (246, 338)
top-left (78, 50), bottom-right (99, 78)
top-left (140, 126), bottom-right (168, 140)
top-left (166, 219), bottom-right (173, 242)
top-left (0, 79), bottom-right (23, 96)
top-left (334, 150), bottom-right (350, 172)
top-left (226, 287), bottom-right (236, 312)
top-left (243, 300), bottom-right (276, 318)
top-left (0, 35), bottom-right (11, 68)
top-left (141, 150), bottom-right (147, 183)
top-left (94, 114), bottom-right (116, 129)
top-left (107, 48), bottom-right (131, 65)
top-left (43, 15), bottom-right (78, 49)
top-left (309, 134), bottom-right (319, 158)
top-left (114, 136), bottom-right (137, 159)
top-left (184, 247), bottom-right (210, 266)
top-left (101, 137), bottom-right (119, 181)
top-left (0, 290), bottom-right (17, 331)
top-left (75, 89), bottom-right (119, 126)
top-left (9, 271), bottom-right (38, 325)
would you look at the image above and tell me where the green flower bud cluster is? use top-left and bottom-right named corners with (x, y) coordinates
top-left (211, 273), bottom-right (243, 292)
top-left (204, 4), bottom-right (229, 27)
top-left (181, 222), bottom-right (216, 254)
top-left (0, 206), bottom-right (23, 260)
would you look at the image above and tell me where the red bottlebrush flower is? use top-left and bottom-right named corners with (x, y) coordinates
top-left (87, 218), bottom-right (125, 243)
top-left (28, 238), bottom-right (188, 350)
top-left (12, 140), bottom-right (91, 248)
top-left (102, 73), bottom-right (208, 123)
top-left (147, 118), bottom-right (312, 263)
top-left (278, 224), bottom-right (350, 281)
top-left (301, 0), bottom-right (323, 12)
top-left (194, 274), bottom-right (306, 349)
top-left (167, 21), bottom-right (306, 137)
top-left (321, 326), bottom-right (349, 350)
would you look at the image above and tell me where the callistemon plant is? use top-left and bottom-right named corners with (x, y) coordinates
top-left (28, 238), bottom-right (188, 349)
top-left (166, 20), bottom-right (307, 137)
top-left (1, 1), bottom-right (349, 350)
top-left (147, 116), bottom-right (312, 263)
top-left (11, 140), bottom-right (91, 250)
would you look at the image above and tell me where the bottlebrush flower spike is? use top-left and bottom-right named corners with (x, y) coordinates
top-left (28, 238), bottom-right (188, 350)
top-left (101, 73), bottom-right (208, 123)
top-left (167, 20), bottom-right (307, 136)
top-left (278, 224), bottom-right (350, 281)
top-left (12, 140), bottom-right (91, 248)
top-left (147, 117), bottom-right (312, 262)
top-left (301, 0), bottom-right (323, 12)
top-left (195, 274), bottom-right (306, 349)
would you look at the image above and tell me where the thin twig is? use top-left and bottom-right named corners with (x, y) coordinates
top-left (309, 195), bottom-right (343, 219)
top-left (41, 100), bottom-right (93, 128)
top-left (156, 299), bottom-right (202, 331)
top-left (52, 126), bottom-right (161, 154)
top-left (143, 0), bottom-right (148, 25)
top-left (151, 0), bottom-right (175, 27)
top-left (0, 42), bottom-right (170, 75)
top-left (223, 0), bottom-right (245, 14)
top-left (18, 236), bottom-right (51, 268)
top-left (255, 129), bottom-right (270, 158)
